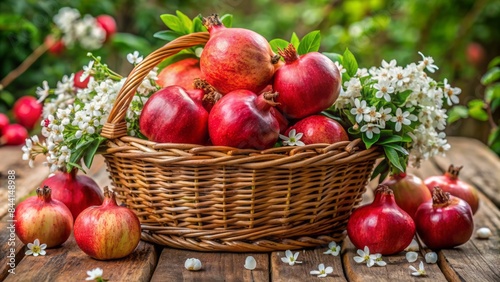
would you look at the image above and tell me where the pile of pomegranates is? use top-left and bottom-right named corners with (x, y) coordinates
top-left (139, 14), bottom-right (347, 148)
top-left (0, 96), bottom-right (41, 146)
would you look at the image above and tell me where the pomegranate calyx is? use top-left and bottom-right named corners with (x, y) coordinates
top-left (194, 78), bottom-right (222, 105)
top-left (257, 91), bottom-right (280, 109)
top-left (375, 184), bottom-right (394, 195)
top-left (202, 14), bottom-right (224, 32)
top-left (102, 186), bottom-right (118, 206)
top-left (278, 44), bottom-right (299, 64)
top-left (37, 186), bottom-right (52, 201)
top-left (445, 164), bottom-right (463, 180)
top-left (432, 187), bottom-right (451, 207)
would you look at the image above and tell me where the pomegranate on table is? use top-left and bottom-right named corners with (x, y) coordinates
top-left (1, 124), bottom-right (28, 146)
top-left (208, 90), bottom-right (280, 149)
top-left (414, 187), bottom-right (474, 249)
top-left (157, 58), bottom-right (203, 90)
top-left (139, 85), bottom-right (209, 144)
top-left (283, 115), bottom-right (348, 144)
top-left (95, 14), bottom-right (117, 42)
top-left (424, 164), bottom-right (479, 214)
top-left (74, 70), bottom-right (92, 89)
top-left (44, 34), bottom-right (65, 55)
top-left (273, 44), bottom-right (341, 119)
top-left (347, 185), bottom-right (416, 255)
top-left (15, 186), bottom-right (73, 248)
top-left (200, 14), bottom-right (281, 94)
top-left (12, 96), bottom-right (43, 130)
top-left (74, 187), bottom-right (141, 260)
top-left (40, 169), bottom-right (103, 221)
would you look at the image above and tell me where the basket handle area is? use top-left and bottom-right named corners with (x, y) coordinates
top-left (101, 32), bottom-right (210, 140)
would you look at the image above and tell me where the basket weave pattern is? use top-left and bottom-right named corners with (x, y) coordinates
top-left (101, 32), bottom-right (381, 252)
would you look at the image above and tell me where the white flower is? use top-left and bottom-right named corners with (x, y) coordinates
top-left (406, 251), bottom-right (418, 263)
top-left (86, 268), bottom-right (105, 281)
top-left (391, 108), bottom-right (418, 132)
top-left (344, 77), bottom-right (362, 98)
top-left (360, 123), bottom-right (381, 139)
top-left (25, 239), bottom-right (47, 256)
top-left (127, 51), bottom-right (144, 65)
top-left (184, 258), bottom-right (202, 271)
top-left (36, 81), bottom-right (50, 102)
top-left (378, 107), bottom-right (392, 128)
top-left (310, 263), bottom-right (333, 278)
top-left (280, 250), bottom-right (302, 266)
top-left (323, 241), bottom-right (341, 256)
top-left (404, 239), bottom-right (420, 252)
top-left (350, 98), bottom-right (369, 123)
top-left (381, 59), bottom-right (397, 69)
top-left (334, 61), bottom-right (346, 74)
top-left (425, 252), bottom-right (438, 264)
top-left (373, 79), bottom-right (394, 102)
top-left (53, 7), bottom-right (80, 33)
top-left (81, 60), bottom-right (95, 82)
top-left (353, 246), bottom-right (377, 267)
top-left (244, 256), bottom-right (257, 270)
top-left (418, 52), bottom-right (439, 73)
top-left (280, 129), bottom-right (305, 146)
top-left (443, 78), bottom-right (461, 106)
top-left (372, 253), bottom-right (387, 266)
top-left (409, 261), bottom-right (427, 276)
top-left (364, 106), bottom-right (381, 123)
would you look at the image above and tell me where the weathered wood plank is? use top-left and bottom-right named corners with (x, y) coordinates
top-left (270, 247), bottom-right (346, 281)
top-left (342, 236), bottom-right (447, 282)
top-left (150, 248), bottom-right (269, 282)
top-left (0, 215), bottom-right (24, 281)
top-left (2, 234), bottom-right (157, 282)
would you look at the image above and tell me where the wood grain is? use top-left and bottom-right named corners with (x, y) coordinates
top-left (150, 248), bottom-right (269, 282)
top-left (2, 234), bottom-right (157, 282)
top-left (270, 247), bottom-right (346, 281)
top-left (0, 215), bottom-right (24, 281)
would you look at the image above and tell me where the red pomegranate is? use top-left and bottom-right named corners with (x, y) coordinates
top-left (157, 58), bottom-right (203, 90)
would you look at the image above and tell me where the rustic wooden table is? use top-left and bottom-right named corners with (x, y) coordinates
top-left (1, 137), bottom-right (499, 282)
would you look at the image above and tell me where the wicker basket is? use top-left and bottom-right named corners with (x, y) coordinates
top-left (100, 32), bottom-right (381, 252)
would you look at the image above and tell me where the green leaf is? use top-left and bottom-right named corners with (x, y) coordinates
top-left (377, 135), bottom-right (404, 145)
top-left (220, 14), bottom-right (233, 28)
top-left (481, 67), bottom-right (500, 85)
top-left (362, 132), bottom-right (380, 149)
top-left (290, 32), bottom-right (300, 49)
top-left (485, 83), bottom-right (500, 103)
top-left (488, 56), bottom-right (500, 69)
top-left (176, 10), bottom-right (192, 33)
top-left (153, 30), bottom-right (183, 42)
top-left (160, 14), bottom-right (184, 33)
top-left (392, 89), bottom-right (413, 106)
top-left (383, 146), bottom-right (405, 173)
top-left (342, 48), bottom-right (358, 77)
top-left (83, 137), bottom-right (106, 168)
top-left (447, 105), bottom-right (469, 123)
top-left (111, 33), bottom-right (151, 54)
top-left (468, 99), bottom-right (488, 121)
top-left (383, 143), bottom-right (409, 155)
top-left (371, 159), bottom-right (389, 180)
top-left (488, 127), bottom-right (500, 146)
top-left (269, 38), bottom-right (290, 54)
top-left (323, 52), bottom-right (342, 63)
top-left (491, 98), bottom-right (500, 113)
top-left (297, 30), bottom-right (321, 55)
top-left (192, 16), bottom-right (206, 33)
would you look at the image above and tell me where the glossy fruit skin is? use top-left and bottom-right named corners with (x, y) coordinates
top-left (95, 15), bottom-right (117, 42)
top-left (74, 189), bottom-right (141, 260)
top-left (200, 15), bottom-right (279, 95)
top-left (273, 44), bottom-right (341, 119)
top-left (15, 186), bottom-right (73, 248)
top-left (414, 188), bottom-right (474, 249)
top-left (74, 70), bottom-right (91, 89)
top-left (1, 124), bottom-right (28, 145)
top-left (139, 85), bottom-right (209, 144)
top-left (44, 34), bottom-right (65, 55)
top-left (41, 169), bottom-right (104, 221)
top-left (208, 90), bottom-right (279, 149)
top-left (424, 165), bottom-right (479, 214)
top-left (13, 96), bottom-right (43, 130)
top-left (284, 115), bottom-right (348, 144)
top-left (347, 185), bottom-right (416, 255)
top-left (0, 113), bottom-right (9, 133)
top-left (157, 58), bottom-right (202, 90)
top-left (270, 108), bottom-right (289, 134)
top-left (383, 173), bottom-right (432, 220)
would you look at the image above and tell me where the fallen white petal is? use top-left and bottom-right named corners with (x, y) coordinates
top-left (406, 251), bottom-right (418, 263)
top-left (425, 252), bottom-right (438, 264)
top-left (244, 256), bottom-right (257, 270)
top-left (476, 227), bottom-right (492, 239)
top-left (404, 239), bottom-right (420, 252)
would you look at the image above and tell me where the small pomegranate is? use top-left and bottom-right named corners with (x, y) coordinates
top-left (0, 113), bottom-right (9, 133)
top-left (382, 172), bottom-right (432, 220)
top-left (139, 85), bottom-right (209, 144)
top-left (1, 124), bottom-right (28, 145)
top-left (347, 185), bottom-right (416, 255)
top-left (41, 169), bottom-right (103, 220)
top-left (283, 115), bottom-right (348, 144)
top-left (273, 44), bottom-right (341, 119)
top-left (208, 90), bottom-right (279, 149)
top-left (74, 187), bottom-right (141, 260)
top-left (415, 187), bottom-right (474, 249)
top-left (424, 165), bottom-right (479, 214)
top-left (157, 58), bottom-right (203, 90)
top-left (13, 96), bottom-right (43, 130)
top-left (95, 14), bottom-right (117, 42)
top-left (15, 186), bottom-right (73, 248)
top-left (200, 14), bottom-right (280, 94)
top-left (73, 70), bottom-right (91, 89)
top-left (44, 34), bottom-right (65, 55)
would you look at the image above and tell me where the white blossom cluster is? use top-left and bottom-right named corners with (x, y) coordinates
top-left (53, 7), bottom-right (106, 50)
top-left (334, 52), bottom-right (461, 168)
top-left (23, 52), bottom-right (158, 172)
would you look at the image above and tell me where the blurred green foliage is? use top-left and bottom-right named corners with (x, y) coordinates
top-left (1, 0), bottom-right (499, 142)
